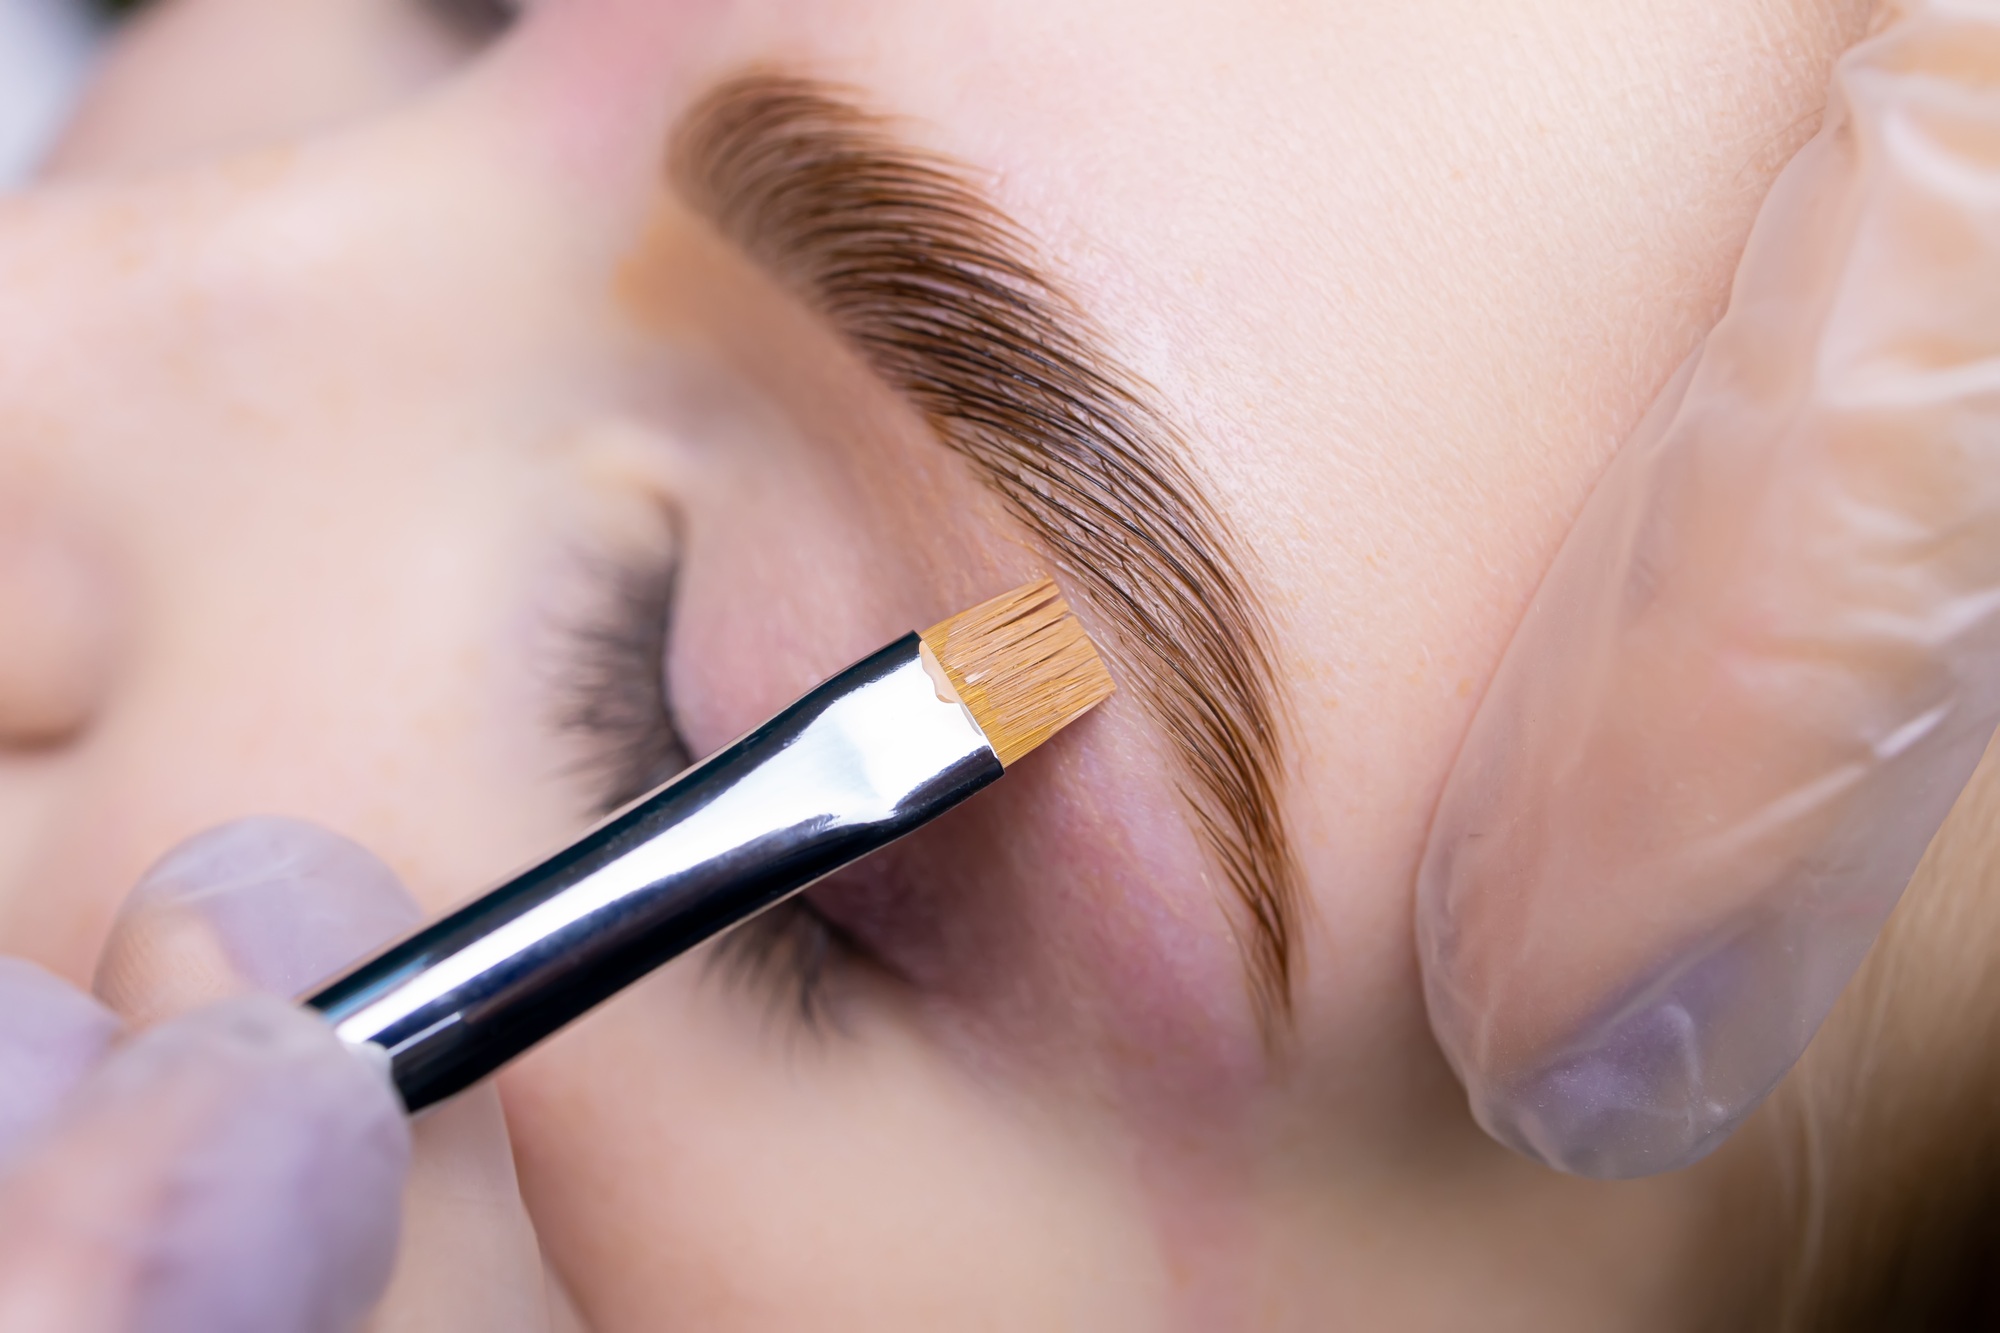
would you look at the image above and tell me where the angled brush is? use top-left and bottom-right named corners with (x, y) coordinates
top-left (308, 577), bottom-right (1113, 1111)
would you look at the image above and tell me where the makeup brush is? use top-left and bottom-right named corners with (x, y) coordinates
top-left (307, 577), bottom-right (1113, 1112)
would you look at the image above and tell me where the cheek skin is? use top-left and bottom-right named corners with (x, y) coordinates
top-left (502, 960), bottom-right (1171, 1330)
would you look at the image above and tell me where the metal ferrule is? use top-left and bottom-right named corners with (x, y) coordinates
top-left (306, 633), bottom-right (1001, 1112)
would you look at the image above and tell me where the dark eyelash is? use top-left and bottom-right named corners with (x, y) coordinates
top-left (710, 896), bottom-right (857, 1032)
top-left (103, 3), bottom-right (520, 43)
top-left (555, 544), bottom-right (853, 1027)
top-left (419, 0), bottom-right (522, 41)
top-left (557, 551), bottom-right (694, 815)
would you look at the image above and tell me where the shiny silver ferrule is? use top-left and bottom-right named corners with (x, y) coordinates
top-left (306, 634), bottom-right (1000, 1112)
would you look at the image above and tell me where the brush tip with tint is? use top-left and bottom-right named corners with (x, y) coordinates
top-left (920, 577), bottom-right (1115, 767)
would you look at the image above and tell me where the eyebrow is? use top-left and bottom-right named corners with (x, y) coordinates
top-left (668, 73), bottom-right (1303, 1031)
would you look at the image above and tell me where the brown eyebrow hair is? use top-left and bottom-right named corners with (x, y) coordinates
top-left (668, 73), bottom-right (1303, 1030)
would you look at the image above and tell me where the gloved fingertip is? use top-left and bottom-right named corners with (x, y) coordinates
top-left (117, 817), bottom-right (424, 999)
top-left (1486, 1004), bottom-right (1720, 1180)
top-left (0, 958), bottom-right (119, 1157)
top-left (1473, 943), bottom-right (1774, 1178)
top-left (92, 995), bottom-right (411, 1333)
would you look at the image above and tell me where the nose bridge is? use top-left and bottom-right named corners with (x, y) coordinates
top-left (0, 0), bottom-right (745, 482)
top-left (2, 107), bottom-right (617, 481)
top-left (0, 93), bottom-right (612, 966)
top-left (501, 0), bottom-right (730, 183)
top-left (0, 21), bottom-right (723, 974)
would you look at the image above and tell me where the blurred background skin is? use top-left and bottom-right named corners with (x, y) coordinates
top-left (10, 1), bottom-right (1998, 1330)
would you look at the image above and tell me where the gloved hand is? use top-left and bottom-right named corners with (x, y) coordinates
top-left (0, 817), bottom-right (562, 1332)
top-left (1418, 0), bottom-right (2000, 1179)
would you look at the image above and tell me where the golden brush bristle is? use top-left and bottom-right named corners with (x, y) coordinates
top-left (920, 577), bottom-right (1115, 768)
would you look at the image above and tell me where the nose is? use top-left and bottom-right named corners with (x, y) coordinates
top-left (0, 36), bottom-right (651, 978)
top-left (0, 0), bottom-right (741, 983)
top-left (0, 504), bottom-right (120, 749)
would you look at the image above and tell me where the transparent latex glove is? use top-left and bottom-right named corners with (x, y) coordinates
top-left (77, 816), bottom-right (564, 1320)
top-left (0, 967), bottom-right (405, 1331)
top-left (1417, 0), bottom-right (2000, 1179)
top-left (89, 818), bottom-right (567, 1333)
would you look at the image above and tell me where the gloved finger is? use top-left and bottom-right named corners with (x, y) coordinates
top-left (95, 816), bottom-right (427, 1023)
top-left (94, 817), bottom-right (555, 1333)
top-left (0, 959), bottom-right (120, 1163)
top-left (0, 994), bottom-right (408, 1333)
top-left (1418, 0), bottom-right (2000, 1178)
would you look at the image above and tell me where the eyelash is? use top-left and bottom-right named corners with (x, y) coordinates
top-left (101, 0), bottom-right (521, 27)
top-left (556, 544), bottom-right (855, 1031)
top-left (419, 0), bottom-right (522, 41)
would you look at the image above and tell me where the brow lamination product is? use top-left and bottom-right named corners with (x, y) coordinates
top-left (305, 578), bottom-right (1113, 1112)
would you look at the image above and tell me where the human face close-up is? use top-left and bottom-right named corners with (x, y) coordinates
top-left (3, 0), bottom-right (1955, 1327)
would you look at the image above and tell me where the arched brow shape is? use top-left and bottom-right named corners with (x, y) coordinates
top-left (668, 73), bottom-right (1303, 1031)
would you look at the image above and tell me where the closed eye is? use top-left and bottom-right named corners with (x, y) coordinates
top-left (556, 545), bottom-right (693, 815)
top-left (554, 535), bottom-right (863, 1030)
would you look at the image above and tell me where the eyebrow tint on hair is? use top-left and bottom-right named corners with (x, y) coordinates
top-left (669, 74), bottom-right (1303, 1030)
